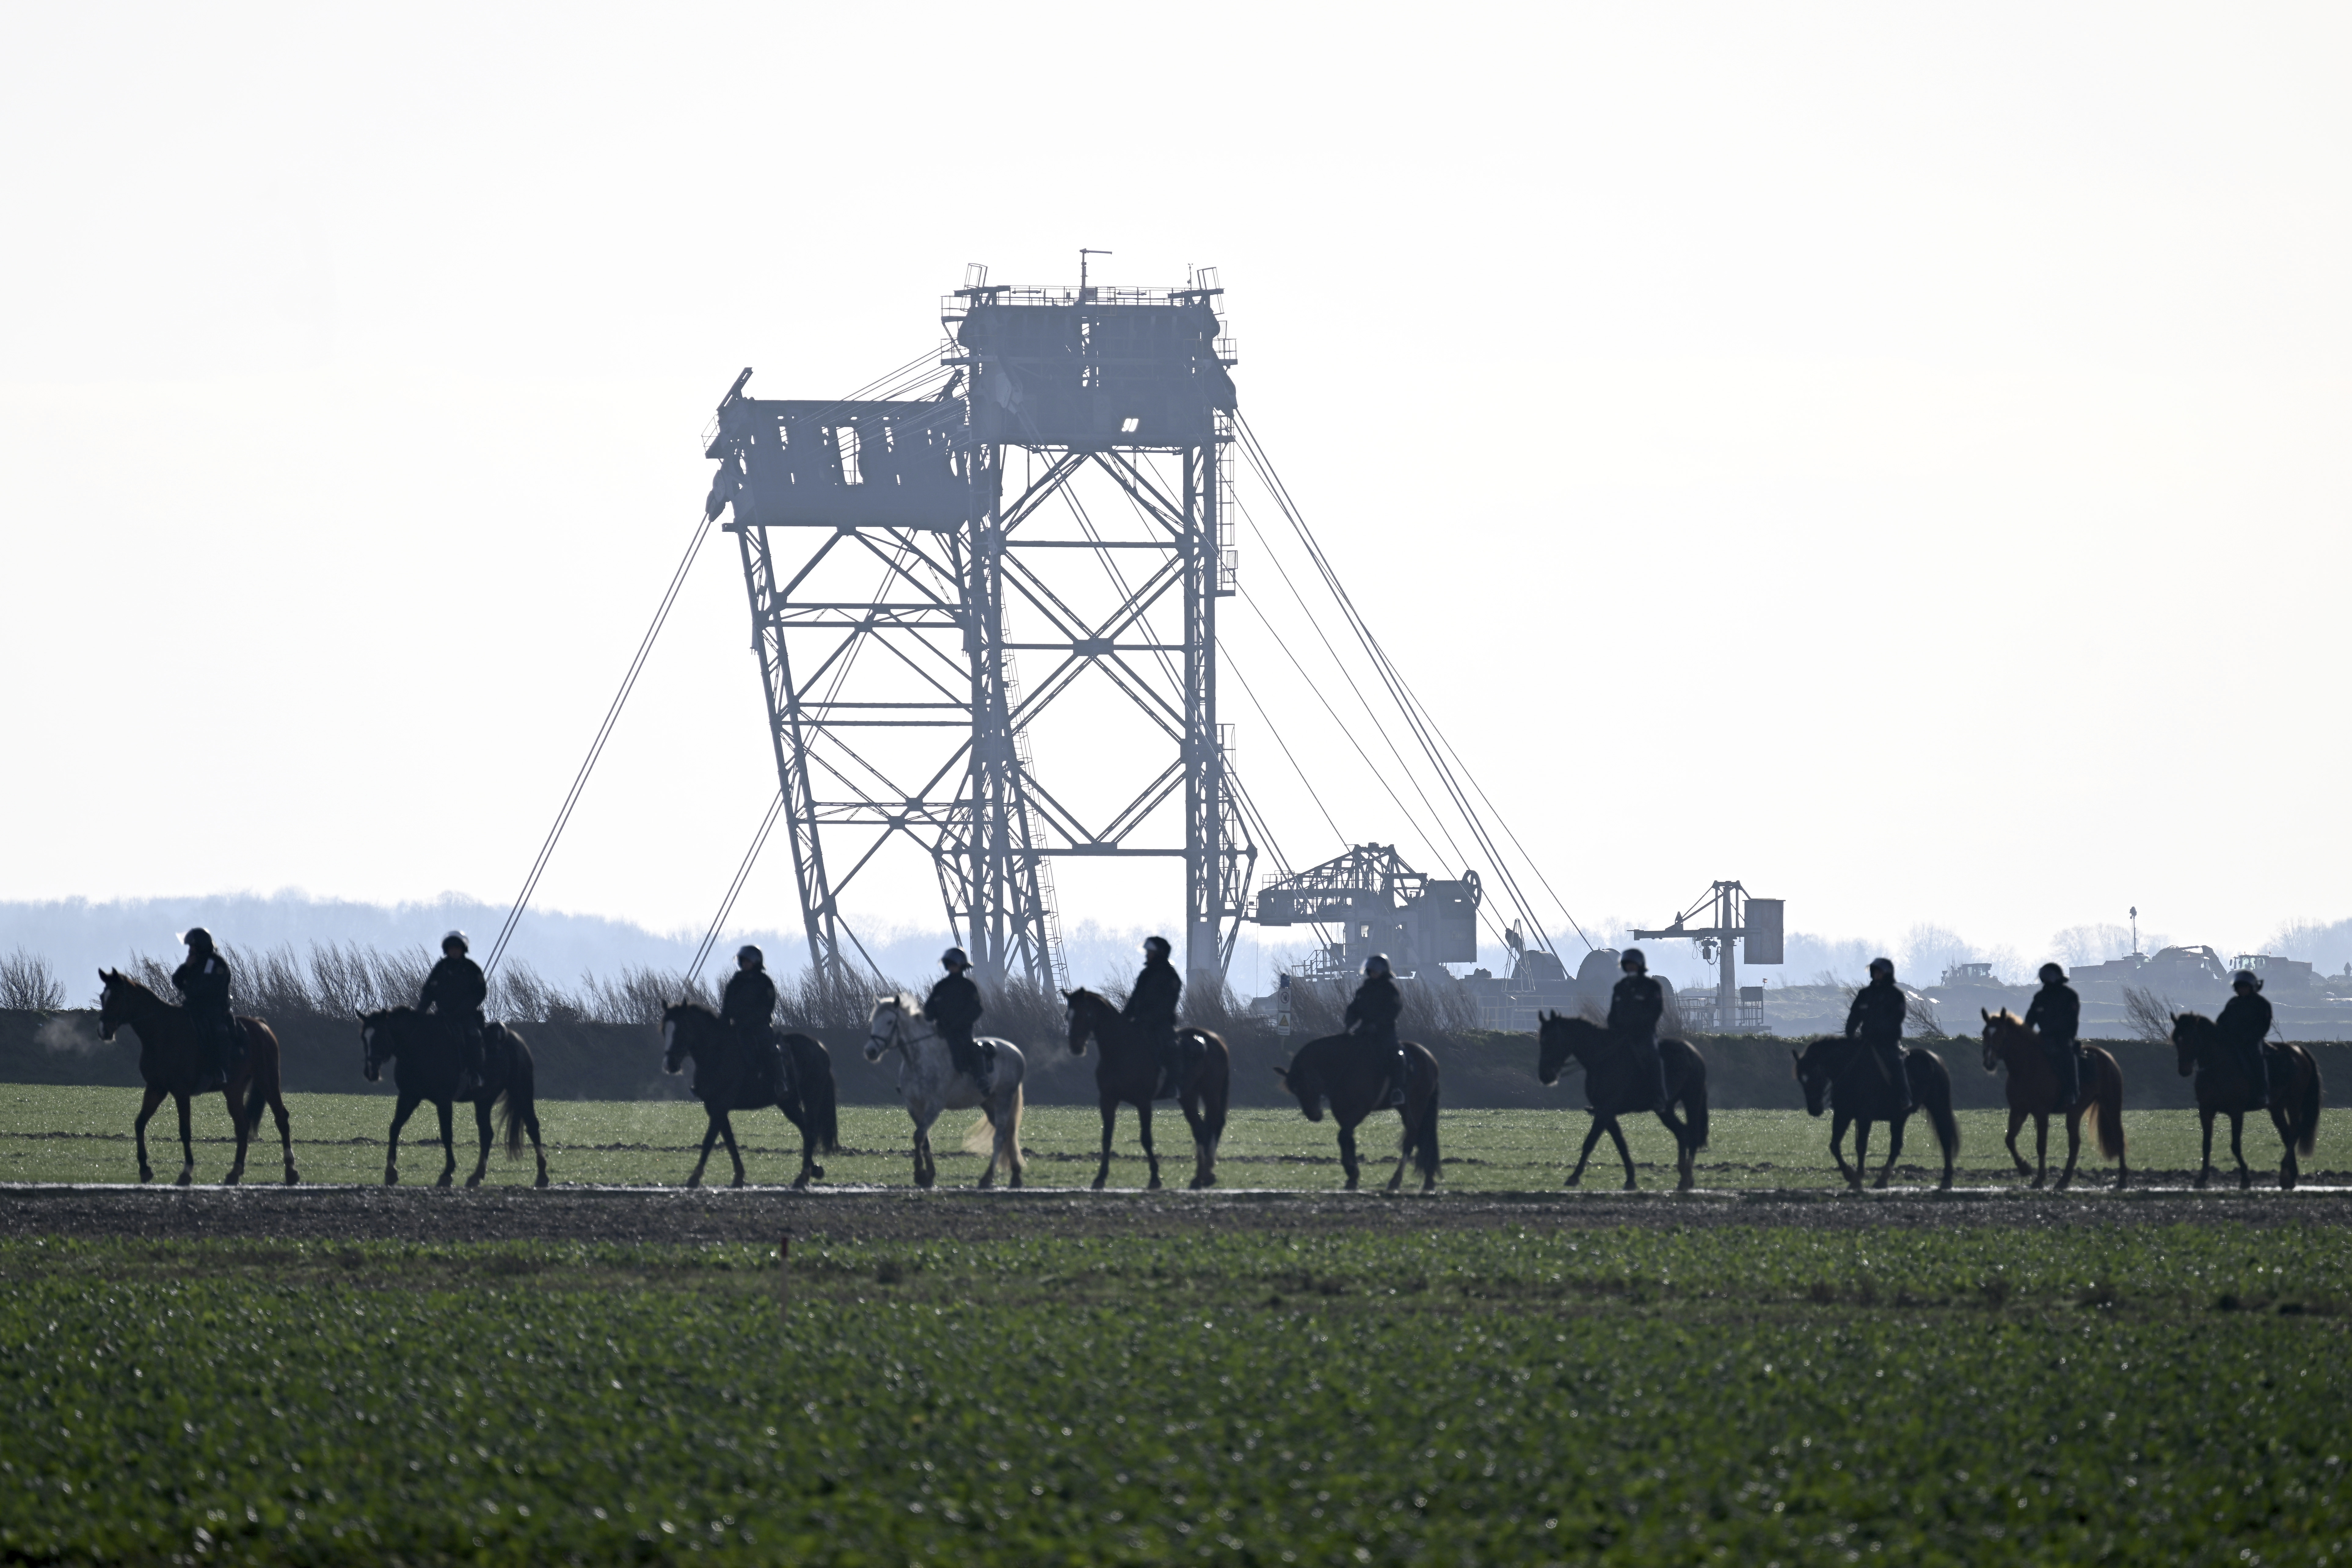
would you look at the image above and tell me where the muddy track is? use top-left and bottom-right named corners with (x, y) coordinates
top-left (5, 1182), bottom-right (2351, 1246)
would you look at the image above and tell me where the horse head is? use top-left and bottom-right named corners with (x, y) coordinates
top-left (356, 1006), bottom-right (397, 1082)
top-left (2171, 1011), bottom-right (2213, 1078)
top-left (96, 968), bottom-right (135, 1042)
top-left (863, 995), bottom-right (902, 1063)
top-left (1274, 1046), bottom-right (1325, 1122)
top-left (1535, 1010), bottom-right (1591, 1086)
top-left (1979, 1008), bottom-right (2026, 1074)
top-left (1790, 1037), bottom-right (1837, 1117)
top-left (661, 1000), bottom-right (706, 1076)
top-left (1062, 987), bottom-right (1103, 1057)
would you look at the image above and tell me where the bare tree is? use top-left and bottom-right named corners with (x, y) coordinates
top-left (1905, 991), bottom-right (1943, 1039)
top-left (2121, 985), bottom-right (2178, 1045)
top-left (0, 948), bottom-right (66, 1010)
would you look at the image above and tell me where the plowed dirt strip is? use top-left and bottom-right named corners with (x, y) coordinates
top-left (5, 1182), bottom-right (2350, 1245)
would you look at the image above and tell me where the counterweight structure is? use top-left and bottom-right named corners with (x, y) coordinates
top-left (701, 273), bottom-right (1255, 991)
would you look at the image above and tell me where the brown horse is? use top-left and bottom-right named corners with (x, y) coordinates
top-left (1275, 1032), bottom-right (1441, 1194)
top-left (97, 968), bottom-right (297, 1187)
top-left (2171, 1011), bottom-right (2324, 1190)
top-left (1535, 1013), bottom-right (1710, 1190)
top-left (1789, 1033), bottom-right (1960, 1191)
top-left (1979, 1010), bottom-right (2129, 1190)
top-left (661, 1002), bottom-right (840, 1189)
top-left (1062, 988), bottom-right (1231, 1189)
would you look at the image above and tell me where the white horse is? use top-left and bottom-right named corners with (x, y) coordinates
top-left (863, 993), bottom-right (1026, 1189)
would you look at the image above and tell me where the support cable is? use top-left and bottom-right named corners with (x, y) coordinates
top-left (684, 790), bottom-right (787, 990)
top-left (483, 511), bottom-right (713, 977)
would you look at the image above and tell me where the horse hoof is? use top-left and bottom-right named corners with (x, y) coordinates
top-left (465, 1175), bottom-right (483, 1190)
top-left (223, 1171), bottom-right (242, 1187)
top-left (175, 1172), bottom-right (193, 1188)
top-left (384, 1172), bottom-right (399, 1187)
top-left (1938, 1178), bottom-right (1953, 1192)
top-left (535, 1173), bottom-right (550, 1189)
top-left (285, 1170), bottom-right (301, 1186)
top-left (1009, 1174), bottom-right (1023, 1190)
top-left (138, 1170), bottom-right (154, 1185)
top-left (1147, 1177), bottom-right (1163, 1191)
top-left (436, 1174), bottom-right (453, 1189)
top-left (731, 1177), bottom-right (746, 1190)
top-left (810, 1164), bottom-right (825, 1180)
top-left (1677, 1177), bottom-right (1696, 1193)
top-left (685, 1175), bottom-right (703, 1191)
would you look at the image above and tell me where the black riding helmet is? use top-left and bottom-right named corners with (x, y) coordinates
top-left (181, 927), bottom-right (214, 953)
top-left (2038, 962), bottom-right (2066, 984)
top-left (1620, 948), bottom-right (1646, 974)
top-left (1143, 935), bottom-right (1171, 959)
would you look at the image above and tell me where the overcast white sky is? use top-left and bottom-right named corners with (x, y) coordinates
top-left (4, 2), bottom-right (2349, 980)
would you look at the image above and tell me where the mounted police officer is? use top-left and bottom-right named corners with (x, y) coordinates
top-left (2218, 968), bottom-right (2274, 1104)
top-left (419, 930), bottom-right (489, 1086)
top-left (171, 928), bottom-right (238, 1091)
top-left (1346, 954), bottom-right (1407, 1107)
top-left (721, 944), bottom-right (790, 1099)
top-left (1126, 935), bottom-right (1185, 1098)
top-left (1608, 948), bottom-right (1670, 1115)
top-left (2023, 961), bottom-right (2082, 1104)
top-left (1845, 957), bottom-right (1913, 1113)
top-left (924, 947), bottom-right (992, 1090)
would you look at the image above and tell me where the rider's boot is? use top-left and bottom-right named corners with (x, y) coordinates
top-left (1893, 1048), bottom-right (1916, 1114)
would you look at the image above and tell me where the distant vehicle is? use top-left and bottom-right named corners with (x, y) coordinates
top-left (2228, 953), bottom-right (2317, 993)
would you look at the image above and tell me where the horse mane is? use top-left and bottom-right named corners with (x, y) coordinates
top-left (101, 968), bottom-right (163, 1006)
top-left (1065, 985), bottom-right (1107, 1010)
top-left (667, 998), bottom-right (720, 1021)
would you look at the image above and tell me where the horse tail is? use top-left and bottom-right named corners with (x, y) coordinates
top-left (1199, 1036), bottom-right (1230, 1163)
top-left (1003, 1081), bottom-right (1026, 1181)
top-left (2089, 1048), bottom-right (2126, 1161)
top-left (1914, 1049), bottom-right (1961, 1158)
top-left (1679, 1045), bottom-right (1710, 1151)
top-left (2292, 1048), bottom-right (2323, 1157)
top-left (238, 1020), bottom-right (280, 1136)
top-left (799, 1037), bottom-right (841, 1154)
top-left (1402, 1047), bottom-right (1441, 1182)
top-left (499, 1033), bottom-right (535, 1158)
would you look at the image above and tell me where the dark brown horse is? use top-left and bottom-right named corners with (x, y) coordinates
top-left (1978, 1009), bottom-right (2129, 1190)
top-left (1062, 987), bottom-right (1231, 1190)
top-left (2171, 1011), bottom-right (2324, 1190)
top-left (661, 1002), bottom-right (840, 1189)
top-left (1535, 1013), bottom-right (1709, 1191)
top-left (98, 968), bottom-right (297, 1186)
top-left (1790, 1033), bottom-right (1960, 1191)
top-left (359, 1006), bottom-right (548, 1188)
top-left (1275, 1032), bottom-right (1441, 1194)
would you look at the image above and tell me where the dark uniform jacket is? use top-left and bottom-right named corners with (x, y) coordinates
top-left (419, 955), bottom-right (488, 1019)
top-left (722, 968), bottom-right (779, 1041)
top-left (1845, 978), bottom-right (1907, 1043)
top-left (2023, 981), bottom-right (2080, 1048)
top-left (924, 972), bottom-right (983, 1045)
top-left (1345, 973), bottom-right (1403, 1045)
top-left (1608, 973), bottom-right (1664, 1041)
top-left (2217, 991), bottom-right (2274, 1053)
top-left (1122, 959), bottom-right (1182, 1041)
top-left (173, 951), bottom-right (234, 1024)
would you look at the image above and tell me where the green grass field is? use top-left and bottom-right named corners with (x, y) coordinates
top-left (5, 1226), bottom-right (2349, 1564)
top-left (0, 1084), bottom-right (2326, 1190)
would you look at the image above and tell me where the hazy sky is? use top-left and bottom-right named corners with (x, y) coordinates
top-left (5, 3), bottom-right (2349, 978)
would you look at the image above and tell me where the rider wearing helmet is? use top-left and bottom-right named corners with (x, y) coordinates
top-left (1124, 936), bottom-right (1185, 1098)
top-left (2218, 969), bottom-right (2274, 1104)
top-left (923, 947), bottom-right (992, 1090)
top-left (418, 931), bottom-right (489, 1086)
top-left (1844, 957), bottom-right (1913, 1113)
top-left (170, 928), bottom-right (239, 1092)
top-left (2023, 961), bottom-right (2082, 1104)
top-left (721, 944), bottom-right (789, 1098)
top-left (1607, 948), bottom-right (1670, 1116)
top-left (1345, 954), bottom-right (1407, 1107)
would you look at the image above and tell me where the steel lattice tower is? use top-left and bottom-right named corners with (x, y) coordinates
top-left (700, 272), bottom-right (1255, 992)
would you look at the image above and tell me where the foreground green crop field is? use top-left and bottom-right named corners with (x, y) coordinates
top-left (0, 1085), bottom-right (2327, 1191)
top-left (4, 1224), bottom-right (2348, 1565)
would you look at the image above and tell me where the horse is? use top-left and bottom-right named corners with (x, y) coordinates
top-left (862, 993), bottom-right (1026, 1189)
top-left (1978, 1009), bottom-right (2129, 1190)
top-left (1274, 1032), bottom-right (1442, 1194)
top-left (1534, 1013), bottom-right (1710, 1191)
top-left (1061, 987), bottom-right (1231, 1190)
top-left (1789, 1034), bottom-right (1960, 1191)
top-left (98, 968), bottom-right (297, 1186)
top-left (2170, 1011), bottom-right (2325, 1190)
top-left (357, 1006), bottom-right (548, 1188)
top-left (660, 1002), bottom-right (841, 1189)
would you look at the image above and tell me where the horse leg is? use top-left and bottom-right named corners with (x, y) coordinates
top-left (385, 1093), bottom-right (421, 1185)
top-left (1874, 1115), bottom-right (1906, 1190)
top-left (2272, 1102), bottom-right (2299, 1190)
top-left (221, 1080), bottom-right (249, 1186)
top-left (686, 1113), bottom-right (721, 1189)
top-left (2004, 1105), bottom-right (2032, 1177)
top-left (1831, 1111), bottom-right (1858, 1189)
top-left (2056, 1105), bottom-right (2084, 1191)
top-left (1093, 1096), bottom-right (1118, 1191)
top-left (271, 1090), bottom-right (298, 1185)
top-left (133, 1085), bottom-right (166, 1183)
top-left (2030, 1115), bottom-right (2049, 1190)
top-left (789, 1095), bottom-right (816, 1191)
top-left (1662, 1107), bottom-right (1695, 1192)
top-left (1338, 1121), bottom-right (1361, 1191)
top-left (2229, 1112), bottom-right (2251, 1191)
top-left (2196, 1108), bottom-right (2216, 1189)
top-left (528, 1105), bottom-right (548, 1189)
top-left (1179, 1091), bottom-right (1213, 1190)
top-left (1137, 1100), bottom-right (1161, 1191)
top-left (913, 1111), bottom-right (937, 1190)
top-left (434, 1101), bottom-right (457, 1187)
top-left (1852, 1120), bottom-right (1874, 1192)
top-left (467, 1098), bottom-right (494, 1188)
top-left (1566, 1117), bottom-right (1607, 1187)
top-left (1607, 1119), bottom-right (1637, 1190)
top-left (718, 1113), bottom-right (746, 1189)
top-left (174, 1093), bottom-right (195, 1186)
